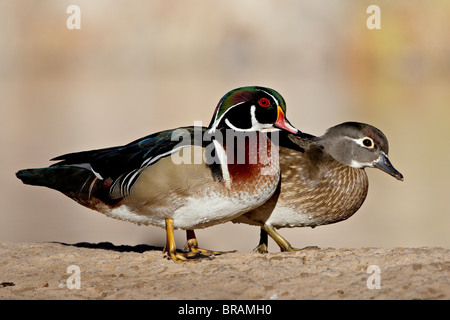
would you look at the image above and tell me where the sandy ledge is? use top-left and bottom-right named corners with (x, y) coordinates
top-left (0, 242), bottom-right (448, 300)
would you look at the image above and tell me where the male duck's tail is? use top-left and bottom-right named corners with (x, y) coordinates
top-left (15, 166), bottom-right (112, 208)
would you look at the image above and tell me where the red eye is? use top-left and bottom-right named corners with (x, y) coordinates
top-left (258, 98), bottom-right (271, 107)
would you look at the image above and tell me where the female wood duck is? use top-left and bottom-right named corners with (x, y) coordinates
top-left (16, 86), bottom-right (300, 261)
top-left (232, 122), bottom-right (404, 253)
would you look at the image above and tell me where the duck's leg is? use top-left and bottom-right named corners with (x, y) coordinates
top-left (256, 225), bottom-right (297, 252)
top-left (257, 225), bottom-right (318, 253)
top-left (183, 230), bottom-right (236, 256)
top-left (253, 227), bottom-right (269, 253)
top-left (263, 225), bottom-right (295, 252)
top-left (163, 219), bottom-right (200, 262)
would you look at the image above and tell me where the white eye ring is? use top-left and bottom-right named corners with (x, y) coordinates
top-left (353, 137), bottom-right (375, 149)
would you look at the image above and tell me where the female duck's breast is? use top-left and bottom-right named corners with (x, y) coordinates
top-left (268, 153), bottom-right (369, 228)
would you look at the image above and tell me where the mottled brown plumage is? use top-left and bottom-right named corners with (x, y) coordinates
top-left (232, 122), bottom-right (403, 252)
top-left (233, 137), bottom-right (368, 229)
top-left (277, 144), bottom-right (369, 226)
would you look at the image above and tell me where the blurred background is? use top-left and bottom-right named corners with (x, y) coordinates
top-left (1, 0), bottom-right (449, 252)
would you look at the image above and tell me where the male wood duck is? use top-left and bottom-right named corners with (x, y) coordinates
top-left (232, 122), bottom-right (404, 253)
top-left (16, 86), bottom-right (300, 261)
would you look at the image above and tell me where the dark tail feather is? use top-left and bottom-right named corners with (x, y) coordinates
top-left (16, 166), bottom-right (98, 205)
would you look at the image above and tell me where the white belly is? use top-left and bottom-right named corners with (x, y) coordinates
top-left (264, 206), bottom-right (316, 228)
top-left (103, 185), bottom-right (277, 230)
top-left (233, 205), bottom-right (317, 229)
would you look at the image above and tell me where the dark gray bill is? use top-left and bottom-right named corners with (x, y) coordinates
top-left (374, 152), bottom-right (404, 181)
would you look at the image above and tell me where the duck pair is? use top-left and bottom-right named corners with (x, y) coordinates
top-left (16, 86), bottom-right (403, 261)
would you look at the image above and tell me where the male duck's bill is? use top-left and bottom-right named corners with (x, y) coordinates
top-left (273, 105), bottom-right (298, 134)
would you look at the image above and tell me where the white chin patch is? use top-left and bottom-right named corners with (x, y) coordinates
top-left (350, 160), bottom-right (374, 169)
top-left (261, 127), bottom-right (280, 132)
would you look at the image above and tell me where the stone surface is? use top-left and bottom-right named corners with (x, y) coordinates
top-left (1, 242), bottom-right (448, 300)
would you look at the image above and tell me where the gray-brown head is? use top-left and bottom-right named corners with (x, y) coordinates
top-left (317, 122), bottom-right (404, 181)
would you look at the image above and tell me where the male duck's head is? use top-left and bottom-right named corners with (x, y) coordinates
top-left (207, 86), bottom-right (299, 135)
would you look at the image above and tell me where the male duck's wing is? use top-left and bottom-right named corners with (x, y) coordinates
top-left (51, 126), bottom-right (206, 188)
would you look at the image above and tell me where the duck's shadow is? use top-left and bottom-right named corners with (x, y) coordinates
top-left (54, 241), bottom-right (163, 253)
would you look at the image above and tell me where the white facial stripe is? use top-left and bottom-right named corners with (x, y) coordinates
top-left (346, 136), bottom-right (377, 168)
top-left (224, 118), bottom-right (272, 132)
top-left (208, 90), bottom-right (280, 133)
top-left (223, 105), bottom-right (272, 132)
top-left (224, 118), bottom-right (244, 131)
top-left (250, 105), bottom-right (258, 128)
top-left (256, 88), bottom-right (279, 106)
top-left (207, 101), bottom-right (245, 133)
top-left (346, 136), bottom-right (374, 149)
